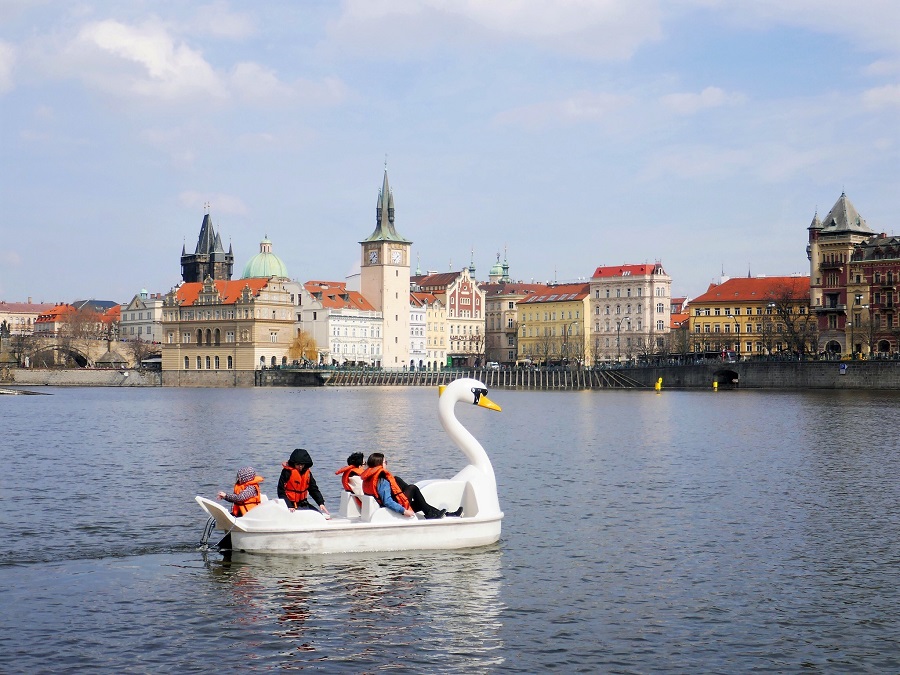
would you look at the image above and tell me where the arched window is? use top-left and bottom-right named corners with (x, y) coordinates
top-left (196, 329), bottom-right (202, 344)
top-left (184, 356), bottom-right (189, 370)
top-left (227, 356), bottom-right (233, 369)
top-left (205, 356), bottom-right (211, 369)
top-left (271, 356), bottom-right (277, 367)
top-left (205, 329), bottom-right (212, 345)
top-left (214, 355), bottom-right (220, 369)
top-left (214, 329), bottom-right (221, 346)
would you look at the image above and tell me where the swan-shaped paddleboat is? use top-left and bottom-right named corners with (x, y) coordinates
top-left (195, 378), bottom-right (503, 554)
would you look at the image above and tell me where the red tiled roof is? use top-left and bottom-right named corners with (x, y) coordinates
top-left (35, 304), bottom-right (75, 322)
top-left (410, 291), bottom-right (442, 307)
top-left (692, 276), bottom-right (810, 303)
top-left (591, 264), bottom-right (662, 279)
top-left (304, 281), bottom-right (376, 311)
top-left (411, 272), bottom-right (463, 289)
top-left (175, 279), bottom-right (269, 306)
top-left (102, 306), bottom-right (121, 323)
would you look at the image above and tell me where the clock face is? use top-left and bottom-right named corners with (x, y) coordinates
top-left (368, 249), bottom-right (378, 264)
top-left (391, 249), bottom-right (402, 264)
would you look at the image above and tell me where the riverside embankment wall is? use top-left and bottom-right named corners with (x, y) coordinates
top-left (3, 368), bottom-right (162, 387)
top-left (4, 362), bottom-right (899, 390)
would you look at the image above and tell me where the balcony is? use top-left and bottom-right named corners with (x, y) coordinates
top-left (814, 303), bottom-right (846, 314)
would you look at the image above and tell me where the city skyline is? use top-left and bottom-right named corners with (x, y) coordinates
top-left (2, 1), bottom-right (898, 303)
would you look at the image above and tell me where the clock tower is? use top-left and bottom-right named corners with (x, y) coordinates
top-left (360, 169), bottom-right (412, 368)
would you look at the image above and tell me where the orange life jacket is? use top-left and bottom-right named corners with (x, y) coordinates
top-left (282, 463), bottom-right (311, 505)
top-left (334, 464), bottom-right (364, 492)
top-left (361, 466), bottom-right (411, 510)
top-left (231, 476), bottom-right (264, 516)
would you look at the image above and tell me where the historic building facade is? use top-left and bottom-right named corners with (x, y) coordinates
top-left (845, 234), bottom-right (900, 356)
top-left (483, 281), bottom-right (546, 366)
top-left (808, 193), bottom-right (898, 357)
top-left (689, 276), bottom-right (813, 358)
top-left (0, 300), bottom-right (57, 336)
top-left (516, 283), bottom-right (590, 366)
top-left (360, 170), bottom-right (411, 369)
top-left (161, 277), bottom-right (295, 371)
top-left (410, 291), bottom-right (446, 370)
top-left (411, 269), bottom-right (485, 367)
top-left (589, 263), bottom-right (671, 363)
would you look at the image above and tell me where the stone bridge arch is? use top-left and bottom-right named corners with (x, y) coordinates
top-left (31, 343), bottom-right (91, 368)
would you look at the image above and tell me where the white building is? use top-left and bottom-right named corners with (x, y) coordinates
top-left (299, 281), bottom-right (383, 366)
top-left (589, 263), bottom-right (672, 362)
top-left (120, 290), bottom-right (165, 343)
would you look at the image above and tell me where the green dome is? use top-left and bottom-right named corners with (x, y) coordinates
top-left (241, 236), bottom-right (288, 279)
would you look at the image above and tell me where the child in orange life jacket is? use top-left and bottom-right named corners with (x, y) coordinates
top-left (334, 452), bottom-right (365, 492)
top-left (278, 448), bottom-right (330, 516)
top-left (217, 466), bottom-right (264, 517)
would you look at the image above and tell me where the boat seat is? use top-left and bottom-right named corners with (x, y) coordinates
top-left (358, 494), bottom-right (408, 523)
top-left (417, 479), bottom-right (476, 516)
top-left (338, 476), bottom-right (365, 518)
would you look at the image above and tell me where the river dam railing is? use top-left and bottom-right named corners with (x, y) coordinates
top-left (323, 368), bottom-right (646, 389)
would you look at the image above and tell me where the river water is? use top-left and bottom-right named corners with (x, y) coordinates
top-left (1, 385), bottom-right (898, 673)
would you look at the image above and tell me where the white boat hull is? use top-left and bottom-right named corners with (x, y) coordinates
top-left (197, 495), bottom-right (502, 555)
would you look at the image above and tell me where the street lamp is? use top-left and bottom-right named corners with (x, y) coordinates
top-left (562, 320), bottom-right (578, 365)
top-left (616, 320), bottom-right (622, 362)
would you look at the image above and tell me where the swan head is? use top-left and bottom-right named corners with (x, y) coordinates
top-left (439, 379), bottom-right (501, 413)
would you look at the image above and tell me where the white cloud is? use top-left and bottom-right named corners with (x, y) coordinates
top-left (661, 86), bottom-right (746, 115)
top-left (495, 91), bottom-right (634, 129)
top-left (329, 0), bottom-right (663, 60)
top-left (0, 40), bottom-right (15, 93)
top-left (179, 191), bottom-right (249, 216)
top-left (862, 83), bottom-right (900, 109)
top-left (72, 19), bottom-right (228, 101)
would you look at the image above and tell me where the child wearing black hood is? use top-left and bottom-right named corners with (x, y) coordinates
top-left (278, 448), bottom-right (330, 516)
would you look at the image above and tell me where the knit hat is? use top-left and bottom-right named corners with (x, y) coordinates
top-left (235, 466), bottom-right (256, 484)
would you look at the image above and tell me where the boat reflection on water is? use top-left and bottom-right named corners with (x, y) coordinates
top-left (200, 546), bottom-right (505, 670)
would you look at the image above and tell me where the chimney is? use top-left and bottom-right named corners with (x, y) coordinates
top-left (28, 296), bottom-right (32, 304)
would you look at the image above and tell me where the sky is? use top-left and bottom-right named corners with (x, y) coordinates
top-left (1, 1), bottom-right (899, 305)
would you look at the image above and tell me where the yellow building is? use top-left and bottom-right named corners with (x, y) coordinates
top-left (161, 277), bottom-right (295, 372)
top-left (689, 276), bottom-right (813, 358)
top-left (517, 283), bottom-right (590, 366)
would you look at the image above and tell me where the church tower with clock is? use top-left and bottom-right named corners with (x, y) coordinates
top-left (360, 169), bottom-right (412, 368)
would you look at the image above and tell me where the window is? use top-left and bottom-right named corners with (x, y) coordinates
top-left (227, 356), bottom-right (233, 369)
top-left (270, 332), bottom-right (278, 343)
top-left (196, 356), bottom-right (202, 369)
top-left (205, 356), bottom-right (210, 369)
top-left (184, 356), bottom-right (189, 369)
top-left (214, 356), bottom-right (220, 369)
